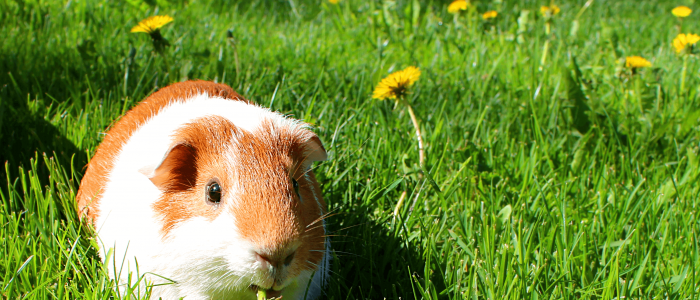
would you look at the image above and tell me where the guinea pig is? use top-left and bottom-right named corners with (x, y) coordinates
top-left (76, 80), bottom-right (330, 299)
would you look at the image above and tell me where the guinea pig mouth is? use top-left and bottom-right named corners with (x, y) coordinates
top-left (249, 285), bottom-right (283, 298)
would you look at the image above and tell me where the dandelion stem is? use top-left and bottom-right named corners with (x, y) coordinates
top-left (680, 55), bottom-right (688, 96)
top-left (541, 21), bottom-right (552, 66)
top-left (467, 5), bottom-right (474, 33)
top-left (404, 100), bottom-right (425, 169)
top-left (541, 39), bottom-right (550, 66)
top-left (635, 75), bottom-right (644, 113)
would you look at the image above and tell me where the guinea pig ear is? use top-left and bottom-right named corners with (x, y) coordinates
top-left (299, 133), bottom-right (327, 169)
top-left (140, 143), bottom-right (198, 192)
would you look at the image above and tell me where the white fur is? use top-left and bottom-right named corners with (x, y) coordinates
top-left (94, 93), bottom-right (328, 299)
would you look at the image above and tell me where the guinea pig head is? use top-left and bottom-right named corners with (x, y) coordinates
top-left (141, 115), bottom-right (328, 294)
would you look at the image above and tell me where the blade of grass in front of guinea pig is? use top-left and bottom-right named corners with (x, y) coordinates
top-left (257, 289), bottom-right (267, 300)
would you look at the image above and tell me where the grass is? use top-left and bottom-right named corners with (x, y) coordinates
top-left (1, 0), bottom-right (700, 298)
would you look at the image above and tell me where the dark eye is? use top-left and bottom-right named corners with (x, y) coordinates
top-left (292, 178), bottom-right (300, 198)
top-left (206, 181), bottom-right (222, 205)
top-left (283, 251), bottom-right (295, 266)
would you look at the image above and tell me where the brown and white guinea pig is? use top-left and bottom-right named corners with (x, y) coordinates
top-left (76, 80), bottom-right (330, 299)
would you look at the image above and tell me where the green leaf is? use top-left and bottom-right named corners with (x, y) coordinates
top-left (562, 55), bottom-right (592, 133)
top-left (498, 205), bottom-right (512, 224)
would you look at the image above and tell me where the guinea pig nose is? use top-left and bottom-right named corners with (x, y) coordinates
top-left (256, 253), bottom-right (273, 268)
top-left (255, 251), bottom-right (296, 268)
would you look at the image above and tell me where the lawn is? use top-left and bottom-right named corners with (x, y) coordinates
top-left (1, 0), bottom-right (699, 298)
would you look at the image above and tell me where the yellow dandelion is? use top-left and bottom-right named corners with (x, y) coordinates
top-left (130, 15), bottom-right (174, 34)
top-left (328, 0), bottom-right (339, 4)
top-left (372, 66), bottom-right (421, 100)
top-left (673, 33), bottom-right (700, 53)
top-left (672, 6), bottom-right (692, 17)
top-left (540, 5), bottom-right (561, 16)
top-left (482, 10), bottom-right (498, 20)
top-left (448, 0), bottom-right (469, 14)
top-left (625, 56), bottom-right (652, 68)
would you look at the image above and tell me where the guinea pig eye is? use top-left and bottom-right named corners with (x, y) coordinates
top-left (292, 178), bottom-right (300, 198)
top-left (206, 181), bottom-right (222, 205)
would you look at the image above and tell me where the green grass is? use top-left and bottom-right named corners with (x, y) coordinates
top-left (2, 0), bottom-right (700, 298)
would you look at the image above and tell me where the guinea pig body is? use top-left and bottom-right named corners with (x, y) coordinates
top-left (77, 81), bottom-right (330, 299)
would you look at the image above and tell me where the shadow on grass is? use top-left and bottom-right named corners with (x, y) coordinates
top-left (0, 84), bottom-right (88, 192)
top-left (0, 30), bottom-right (112, 185)
top-left (321, 187), bottom-right (447, 299)
top-left (0, 88), bottom-right (86, 182)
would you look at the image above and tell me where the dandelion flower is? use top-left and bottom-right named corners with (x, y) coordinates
top-left (482, 11), bottom-right (498, 20)
top-left (448, 0), bottom-right (469, 14)
top-left (131, 15), bottom-right (173, 53)
top-left (372, 66), bottom-right (421, 100)
top-left (672, 6), bottom-right (692, 17)
top-left (540, 5), bottom-right (561, 16)
top-left (673, 33), bottom-right (700, 53)
top-left (131, 15), bottom-right (174, 34)
top-left (625, 56), bottom-right (652, 68)
top-left (328, 0), bottom-right (339, 4)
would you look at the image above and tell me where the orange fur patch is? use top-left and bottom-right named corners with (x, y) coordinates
top-left (76, 81), bottom-right (244, 223)
top-left (151, 116), bottom-right (240, 235)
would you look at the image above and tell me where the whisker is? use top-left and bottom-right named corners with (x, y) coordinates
top-left (305, 260), bottom-right (342, 279)
top-left (319, 234), bottom-right (348, 238)
top-left (290, 147), bottom-right (318, 180)
top-left (305, 207), bottom-right (342, 229)
top-left (315, 239), bottom-right (356, 243)
top-left (293, 161), bottom-right (317, 182)
top-left (324, 223), bottom-right (364, 233)
top-left (308, 249), bottom-right (359, 258)
top-left (303, 224), bottom-right (328, 233)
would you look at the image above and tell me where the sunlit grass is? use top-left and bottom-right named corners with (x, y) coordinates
top-left (1, 0), bottom-right (699, 299)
